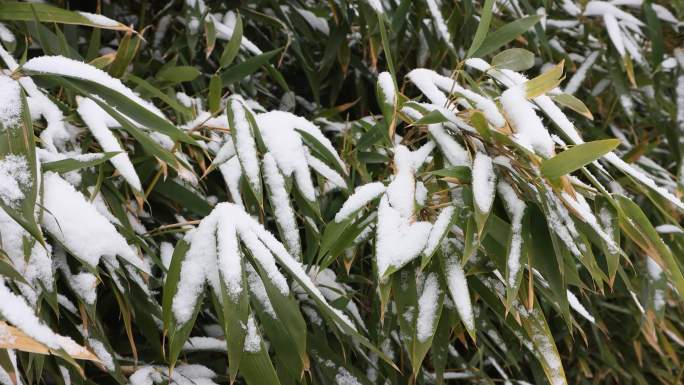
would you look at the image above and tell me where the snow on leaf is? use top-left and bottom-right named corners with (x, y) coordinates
top-left (472, 152), bottom-right (496, 215)
top-left (335, 182), bottom-right (386, 223)
top-left (77, 97), bottom-right (142, 192)
top-left (445, 255), bottom-right (475, 334)
top-left (416, 273), bottom-right (441, 342)
top-left (41, 172), bottom-right (147, 273)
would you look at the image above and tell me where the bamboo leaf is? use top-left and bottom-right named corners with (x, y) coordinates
top-left (541, 139), bottom-right (620, 178)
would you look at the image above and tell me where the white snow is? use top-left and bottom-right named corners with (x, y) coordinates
top-left (78, 12), bottom-right (121, 27)
top-left (656, 224), bottom-right (684, 234)
top-left (256, 111), bottom-right (318, 201)
top-left (416, 273), bottom-right (441, 342)
top-left (334, 182), bottom-right (386, 222)
top-left (0, 75), bottom-right (21, 131)
top-left (230, 99), bottom-right (262, 198)
top-left (375, 196), bottom-right (432, 278)
top-left (77, 98), bottom-right (142, 192)
top-left (426, 0), bottom-right (454, 49)
top-left (498, 182), bottom-right (525, 287)
top-left (0, 278), bottom-right (85, 354)
top-left (424, 206), bottom-right (454, 257)
top-left (366, 0), bottom-right (383, 13)
top-left (246, 264), bottom-right (277, 318)
top-left (305, 150), bottom-right (347, 190)
top-left (216, 215), bottom-right (242, 301)
top-left (263, 153), bottom-right (301, 258)
top-left (70, 272), bottom-right (98, 305)
top-left (0, 23), bottom-right (15, 44)
top-left (336, 367), bottom-right (362, 385)
top-left (41, 172), bottom-right (147, 272)
top-left (603, 13), bottom-right (625, 57)
top-left (24, 56), bottom-right (166, 119)
top-left (243, 314), bottom-right (261, 352)
top-left (561, 192), bottom-right (619, 253)
top-left (0, 154), bottom-right (31, 208)
top-left (472, 153), bottom-right (496, 214)
top-left (160, 242), bottom-right (174, 270)
top-left (427, 124), bottom-right (470, 167)
top-left (445, 256), bottom-right (474, 332)
top-left (566, 290), bottom-right (595, 324)
top-left (219, 157), bottom-right (244, 207)
top-left (377, 71), bottom-right (396, 107)
top-left (183, 336), bottom-right (227, 352)
top-left (604, 152), bottom-right (684, 210)
top-left (88, 338), bottom-right (115, 371)
top-left (406, 69), bottom-right (505, 128)
top-left (500, 86), bottom-right (555, 158)
top-left (173, 203), bottom-right (357, 331)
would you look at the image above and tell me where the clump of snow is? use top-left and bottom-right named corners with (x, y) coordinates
top-left (335, 367), bottom-right (362, 385)
top-left (365, 0), bottom-right (383, 13)
top-left (263, 152), bottom-right (301, 257)
top-left (500, 86), bottom-right (555, 158)
top-left (406, 68), bottom-right (505, 128)
top-left (70, 272), bottom-right (98, 305)
top-left (377, 72), bottom-right (396, 107)
top-left (257, 110), bottom-right (346, 200)
top-left (0, 23), bottom-right (15, 44)
top-left (375, 196), bottom-right (432, 278)
top-left (88, 338), bottom-right (115, 371)
top-left (0, 75), bottom-right (21, 131)
top-left (173, 203), bottom-right (357, 332)
top-left (566, 290), bottom-right (595, 324)
top-left (243, 314), bottom-right (261, 352)
top-left (183, 336), bottom-right (227, 352)
top-left (423, 206), bottom-right (454, 257)
top-left (246, 264), bottom-right (277, 318)
top-left (656, 224), bottom-right (684, 234)
top-left (425, 0), bottom-right (454, 49)
top-left (445, 255), bottom-right (474, 332)
top-left (0, 278), bottom-right (84, 353)
top-left (334, 182), bottom-right (386, 222)
top-left (428, 124), bottom-right (470, 167)
top-left (77, 97), bottom-right (142, 192)
top-left (41, 172), bottom-right (147, 272)
top-left (498, 182), bottom-right (526, 287)
top-left (472, 153), bottom-right (496, 214)
top-left (416, 274), bottom-right (441, 342)
top-left (78, 12), bottom-right (121, 27)
top-left (229, 99), bottom-right (262, 198)
top-left (0, 154), bottom-right (31, 207)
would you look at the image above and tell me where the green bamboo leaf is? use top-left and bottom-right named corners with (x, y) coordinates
top-left (220, 13), bottom-right (243, 68)
top-left (472, 15), bottom-right (543, 58)
top-left (221, 48), bottom-right (283, 85)
top-left (156, 66), bottom-right (201, 83)
top-left (41, 152), bottom-right (120, 173)
top-left (208, 74), bottom-right (222, 114)
top-left (466, 0), bottom-right (495, 58)
top-left (540, 139), bottom-right (620, 178)
top-left (615, 195), bottom-right (684, 301)
top-left (0, 2), bottom-right (133, 32)
top-left (491, 48), bottom-right (535, 71)
top-left (525, 60), bottom-right (564, 98)
top-left (552, 93), bottom-right (594, 120)
top-left (412, 109), bottom-right (449, 125)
